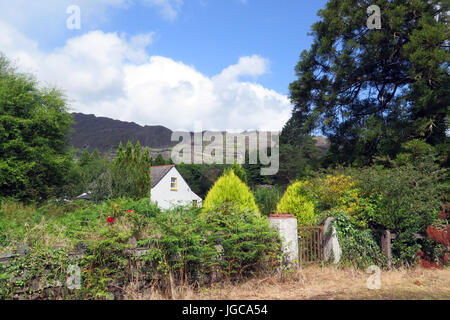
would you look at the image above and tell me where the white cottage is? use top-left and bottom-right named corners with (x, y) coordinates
top-left (150, 165), bottom-right (202, 209)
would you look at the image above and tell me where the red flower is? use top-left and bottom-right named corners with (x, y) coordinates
top-left (128, 210), bottom-right (134, 214)
top-left (107, 217), bottom-right (114, 224)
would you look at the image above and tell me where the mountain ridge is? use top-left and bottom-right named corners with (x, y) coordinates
top-left (69, 113), bottom-right (330, 156)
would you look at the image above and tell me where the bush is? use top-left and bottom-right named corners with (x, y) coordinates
top-left (201, 203), bottom-right (281, 280)
top-left (303, 174), bottom-right (375, 228)
top-left (0, 199), bottom-right (281, 299)
top-left (276, 181), bottom-right (315, 226)
top-left (202, 170), bottom-right (260, 215)
top-left (331, 153), bottom-right (447, 265)
top-left (330, 211), bottom-right (386, 269)
top-left (254, 186), bottom-right (282, 216)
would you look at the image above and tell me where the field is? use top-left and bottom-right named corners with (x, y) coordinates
top-left (124, 265), bottom-right (450, 300)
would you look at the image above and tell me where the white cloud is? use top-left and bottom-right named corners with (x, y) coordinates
top-left (0, 1), bottom-right (132, 35)
top-left (142, 0), bottom-right (183, 21)
top-left (0, 22), bottom-right (291, 131)
top-left (0, 0), bottom-right (181, 35)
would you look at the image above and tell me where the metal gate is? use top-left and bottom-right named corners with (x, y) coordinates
top-left (298, 226), bottom-right (324, 264)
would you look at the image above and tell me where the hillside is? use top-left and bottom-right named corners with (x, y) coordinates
top-left (69, 113), bottom-right (330, 157)
top-left (70, 113), bottom-right (174, 154)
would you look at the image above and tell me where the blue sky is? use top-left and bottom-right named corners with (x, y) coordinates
top-left (0, 0), bottom-right (329, 131)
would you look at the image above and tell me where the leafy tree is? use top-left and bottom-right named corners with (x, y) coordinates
top-left (0, 53), bottom-right (74, 201)
top-left (227, 162), bottom-right (248, 184)
top-left (254, 186), bottom-right (282, 216)
top-left (242, 149), bottom-right (274, 187)
top-left (152, 153), bottom-right (170, 166)
top-left (276, 181), bottom-right (316, 226)
top-left (110, 141), bottom-right (151, 199)
top-left (275, 138), bottom-right (321, 186)
top-left (202, 170), bottom-right (260, 215)
top-left (176, 163), bottom-right (225, 199)
top-left (283, 0), bottom-right (449, 164)
top-left (65, 149), bottom-right (111, 198)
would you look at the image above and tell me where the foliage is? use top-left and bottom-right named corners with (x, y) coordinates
top-left (0, 53), bottom-right (74, 202)
top-left (276, 181), bottom-right (316, 226)
top-left (64, 149), bottom-right (112, 199)
top-left (254, 186), bottom-right (282, 217)
top-left (275, 137), bottom-right (322, 186)
top-left (330, 211), bottom-right (386, 269)
top-left (0, 247), bottom-right (74, 299)
top-left (201, 203), bottom-right (281, 280)
top-left (152, 154), bottom-right (171, 166)
top-left (202, 170), bottom-right (260, 215)
top-left (283, 0), bottom-right (450, 164)
top-left (0, 199), bottom-right (281, 299)
top-left (228, 162), bottom-right (248, 184)
top-left (176, 163), bottom-right (227, 199)
top-left (331, 152), bottom-right (447, 265)
top-left (304, 174), bottom-right (375, 228)
top-left (110, 141), bottom-right (152, 199)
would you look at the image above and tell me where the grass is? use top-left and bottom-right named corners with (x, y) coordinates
top-left (123, 265), bottom-right (450, 300)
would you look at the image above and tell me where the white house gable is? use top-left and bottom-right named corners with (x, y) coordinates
top-left (150, 165), bottom-right (202, 209)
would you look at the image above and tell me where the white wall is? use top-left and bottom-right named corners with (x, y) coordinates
top-left (151, 167), bottom-right (202, 210)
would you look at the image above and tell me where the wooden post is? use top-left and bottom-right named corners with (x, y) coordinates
top-left (381, 230), bottom-right (392, 268)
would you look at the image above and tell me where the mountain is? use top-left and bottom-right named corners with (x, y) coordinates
top-left (69, 113), bottom-right (330, 157)
top-left (70, 113), bottom-right (173, 154)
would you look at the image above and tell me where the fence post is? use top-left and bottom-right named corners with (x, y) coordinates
top-left (381, 230), bottom-right (392, 268)
top-left (268, 214), bottom-right (299, 267)
top-left (323, 217), bottom-right (341, 264)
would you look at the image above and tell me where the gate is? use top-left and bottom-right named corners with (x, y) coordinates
top-left (298, 226), bottom-right (324, 264)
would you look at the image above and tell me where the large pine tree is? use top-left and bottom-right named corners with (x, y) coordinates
top-left (283, 0), bottom-right (449, 165)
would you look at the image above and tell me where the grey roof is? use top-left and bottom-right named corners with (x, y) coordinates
top-left (151, 165), bottom-right (175, 188)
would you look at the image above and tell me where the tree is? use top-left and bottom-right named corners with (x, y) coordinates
top-left (152, 153), bottom-right (171, 166)
top-left (0, 53), bottom-right (74, 201)
top-left (228, 162), bottom-right (248, 184)
top-left (283, 0), bottom-right (449, 165)
top-left (66, 148), bottom-right (111, 198)
top-left (276, 181), bottom-right (316, 226)
top-left (110, 141), bottom-right (152, 199)
top-left (202, 170), bottom-right (260, 215)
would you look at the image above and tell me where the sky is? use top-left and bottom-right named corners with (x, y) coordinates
top-left (0, 0), bottom-right (328, 131)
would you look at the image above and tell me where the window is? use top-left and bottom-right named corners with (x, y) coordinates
top-left (171, 177), bottom-right (178, 191)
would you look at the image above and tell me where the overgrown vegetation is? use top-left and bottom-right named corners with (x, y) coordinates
top-left (0, 199), bottom-right (281, 299)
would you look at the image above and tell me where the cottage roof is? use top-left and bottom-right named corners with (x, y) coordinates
top-left (151, 165), bottom-right (175, 188)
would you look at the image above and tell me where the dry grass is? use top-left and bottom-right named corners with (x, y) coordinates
top-left (124, 265), bottom-right (450, 300)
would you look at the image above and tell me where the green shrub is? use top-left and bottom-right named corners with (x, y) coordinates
top-left (276, 181), bottom-right (316, 226)
top-left (330, 211), bottom-right (386, 269)
top-left (202, 170), bottom-right (260, 215)
top-left (331, 154), bottom-right (447, 265)
top-left (254, 186), bottom-right (282, 216)
top-left (201, 203), bottom-right (281, 280)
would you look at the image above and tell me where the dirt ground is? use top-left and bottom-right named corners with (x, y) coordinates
top-left (125, 265), bottom-right (450, 300)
